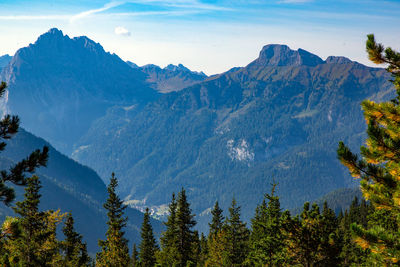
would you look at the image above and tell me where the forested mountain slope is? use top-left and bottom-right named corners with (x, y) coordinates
top-left (73, 44), bottom-right (394, 227)
top-left (0, 128), bottom-right (162, 253)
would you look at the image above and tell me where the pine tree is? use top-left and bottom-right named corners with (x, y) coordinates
top-left (0, 82), bottom-right (48, 205)
top-left (3, 176), bottom-right (65, 266)
top-left (131, 244), bottom-right (138, 267)
top-left (286, 202), bottom-right (323, 267)
top-left (208, 201), bottom-right (224, 238)
top-left (338, 197), bottom-right (372, 265)
top-left (198, 233), bottom-right (208, 266)
top-left (224, 198), bottom-right (249, 266)
top-left (157, 193), bottom-right (179, 266)
top-left (175, 188), bottom-right (197, 267)
top-left (139, 207), bottom-right (158, 267)
top-left (319, 201), bottom-right (341, 266)
top-left (61, 213), bottom-right (90, 266)
top-left (206, 229), bottom-right (229, 267)
top-left (96, 173), bottom-right (130, 267)
top-left (337, 34), bottom-right (400, 263)
top-left (246, 184), bottom-right (286, 266)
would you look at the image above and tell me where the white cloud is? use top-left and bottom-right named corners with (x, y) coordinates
top-left (115, 26), bottom-right (131, 36)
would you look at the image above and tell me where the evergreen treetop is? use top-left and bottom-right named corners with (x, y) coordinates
top-left (338, 34), bottom-right (400, 264)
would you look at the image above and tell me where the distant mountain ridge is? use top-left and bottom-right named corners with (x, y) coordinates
top-left (137, 63), bottom-right (207, 93)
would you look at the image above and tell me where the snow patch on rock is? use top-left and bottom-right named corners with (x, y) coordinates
top-left (227, 139), bottom-right (255, 162)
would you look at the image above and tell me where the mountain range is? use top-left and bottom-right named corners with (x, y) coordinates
top-left (1, 28), bottom-right (394, 232)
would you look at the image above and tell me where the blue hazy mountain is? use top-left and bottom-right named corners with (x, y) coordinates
top-left (0, 28), bottom-right (158, 154)
top-left (73, 44), bottom-right (393, 230)
top-left (137, 63), bottom-right (207, 93)
top-left (0, 54), bottom-right (12, 69)
top-left (0, 128), bottom-right (162, 253)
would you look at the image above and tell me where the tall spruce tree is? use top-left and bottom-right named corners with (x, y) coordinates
top-left (208, 201), bottom-right (224, 238)
top-left (0, 82), bottom-right (48, 205)
top-left (3, 176), bottom-right (64, 266)
top-left (246, 184), bottom-right (286, 266)
top-left (138, 208), bottom-right (158, 267)
top-left (157, 193), bottom-right (179, 266)
top-left (96, 173), bottom-right (130, 267)
top-left (337, 34), bottom-right (400, 263)
top-left (175, 188), bottom-right (197, 267)
top-left (131, 244), bottom-right (138, 267)
top-left (61, 213), bottom-right (90, 266)
top-left (224, 198), bottom-right (249, 266)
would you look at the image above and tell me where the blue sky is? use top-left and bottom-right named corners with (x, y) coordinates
top-left (0, 0), bottom-right (399, 74)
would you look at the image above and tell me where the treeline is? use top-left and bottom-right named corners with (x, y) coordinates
top-left (0, 171), bottom-right (380, 266)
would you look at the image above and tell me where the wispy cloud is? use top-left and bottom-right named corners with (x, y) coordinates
top-left (115, 26), bottom-right (131, 36)
top-left (0, 0), bottom-right (231, 22)
top-left (70, 1), bottom-right (125, 23)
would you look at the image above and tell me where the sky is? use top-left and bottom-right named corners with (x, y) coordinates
top-left (0, 0), bottom-right (399, 75)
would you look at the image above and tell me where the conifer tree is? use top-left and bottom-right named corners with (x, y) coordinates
top-left (175, 188), bottom-right (197, 267)
top-left (286, 202), bottom-right (323, 267)
top-left (319, 201), bottom-right (341, 266)
top-left (0, 82), bottom-right (48, 205)
top-left (157, 193), bottom-right (179, 266)
top-left (224, 198), bottom-right (249, 266)
top-left (337, 34), bottom-right (400, 263)
top-left (3, 176), bottom-right (64, 265)
top-left (96, 173), bottom-right (130, 267)
top-left (338, 197), bottom-right (372, 265)
top-left (61, 213), bottom-right (90, 266)
top-left (138, 207), bottom-right (158, 267)
top-left (208, 201), bottom-right (224, 238)
top-left (198, 233), bottom-right (208, 266)
top-left (246, 184), bottom-right (286, 266)
top-left (206, 229), bottom-right (229, 267)
top-left (131, 244), bottom-right (138, 267)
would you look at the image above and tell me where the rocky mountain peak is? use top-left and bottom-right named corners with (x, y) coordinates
top-left (0, 54), bottom-right (12, 68)
top-left (251, 44), bottom-right (324, 67)
top-left (325, 56), bottom-right (354, 64)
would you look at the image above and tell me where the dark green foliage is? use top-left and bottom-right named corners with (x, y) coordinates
top-left (175, 188), bottom-right (197, 266)
top-left (138, 208), bottom-right (158, 267)
top-left (2, 176), bottom-right (63, 265)
top-left (157, 193), bottom-right (179, 266)
top-left (0, 82), bottom-right (48, 205)
top-left (0, 128), bottom-right (162, 254)
top-left (61, 213), bottom-right (90, 266)
top-left (246, 184), bottom-right (286, 266)
top-left (224, 198), bottom-right (249, 266)
top-left (339, 197), bottom-right (373, 265)
top-left (208, 201), bottom-right (224, 238)
top-left (96, 173), bottom-right (130, 267)
top-left (157, 188), bottom-right (197, 267)
top-left (131, 244), bottom-right (138, 267)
